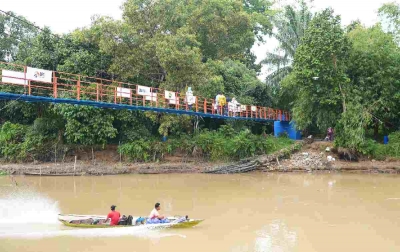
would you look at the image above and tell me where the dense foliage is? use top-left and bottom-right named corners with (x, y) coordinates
top-left (1, 0), bottom-right (400, 162)
top-left (118, 126), bottom-right (293, 162)
top-left (275, 4), bottom-right (400, 156)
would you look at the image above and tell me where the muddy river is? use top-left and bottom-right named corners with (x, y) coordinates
top-left (0, 173), bottom-right (399, 251)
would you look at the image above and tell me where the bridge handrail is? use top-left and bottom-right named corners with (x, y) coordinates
top-left (0, 61), bottom-right (290, 121)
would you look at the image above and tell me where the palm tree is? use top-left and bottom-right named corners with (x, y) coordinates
top-left (263, 0), bottom-right (313, 87)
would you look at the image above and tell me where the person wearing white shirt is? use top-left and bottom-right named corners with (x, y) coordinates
top-left (231, 97), bottom-right (239, 117)
top-left (149, 202), bottom-right (165, 220)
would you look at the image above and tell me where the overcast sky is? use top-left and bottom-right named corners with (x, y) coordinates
top-left (1, 0), bottom-right (396, 78)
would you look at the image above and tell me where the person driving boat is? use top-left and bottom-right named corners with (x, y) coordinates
top-left (147, 202), bottom-right (169, 224)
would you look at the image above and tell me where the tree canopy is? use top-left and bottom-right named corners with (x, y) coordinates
top-left (1, 0), bottom-right (400, 160)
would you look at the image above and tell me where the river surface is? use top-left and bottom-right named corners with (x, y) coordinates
top-left (0, 173), bottom-right (399, 252)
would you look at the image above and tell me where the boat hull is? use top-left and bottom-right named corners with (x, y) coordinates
top-left (58, 214), bottom-right (203, 229)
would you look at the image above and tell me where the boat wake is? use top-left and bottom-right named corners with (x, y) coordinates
top-left (0, 226), bottom-right (186, 240)
top-left (0, 190), bottom-right (185, 240)
top-left (0, 190), bottom-right (60, 225)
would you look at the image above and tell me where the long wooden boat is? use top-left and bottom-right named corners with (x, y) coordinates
top-left (58, 214), bottom-right (203, 229)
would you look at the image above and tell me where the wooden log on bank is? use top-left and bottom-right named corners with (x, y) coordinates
top-left (204, 142), bottom-right (303, 174)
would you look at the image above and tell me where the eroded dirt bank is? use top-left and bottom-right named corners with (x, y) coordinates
top-left (261, 141), bottom-right (400, 174)
top-left (1, 142), bottom-right (399, 175)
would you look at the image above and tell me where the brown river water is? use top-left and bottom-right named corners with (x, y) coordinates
top-left (0, 173), bottom-right (399, 252)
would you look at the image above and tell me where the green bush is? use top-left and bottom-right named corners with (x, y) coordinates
top-left (0, 122), bottom-right (27, 161)
top-left (0, 122), bottom-right (57, 162)
top-left (118, 130), bottom-right (294, 162)
top-left (364, 132), bottom-right (400, 160)
top-left (118, 139), bottom-right (153, 162)
top-left (384, 132), bottom-right (400, 158)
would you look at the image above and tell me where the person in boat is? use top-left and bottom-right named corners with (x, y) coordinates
top-left (105, 205), bottom-right (121, 226)
top-left (147, 202), bottom-right (169, 224)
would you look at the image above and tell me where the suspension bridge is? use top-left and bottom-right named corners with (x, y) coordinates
top-left (0, 62), bottom-right (292, 123)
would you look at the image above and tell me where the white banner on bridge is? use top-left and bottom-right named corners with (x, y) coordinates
top-left (117, 87), bottom-right (131, 98)
top-left (251, 106), bottom-right (257, 112)
top-left (240, 105), bottom-right (247, 111)
top-left (165, 90), bottom-right (176, 100)
top-left (1, 70), bottom-right (27, 85)
top-left (137, 85), bottom-right (151, 96)
top-left (26, 67), bottom-right (52, 83)
top-left (145, 92), bottom-right (157, 102)
top-left (169, 97), bottom-right (180, 105)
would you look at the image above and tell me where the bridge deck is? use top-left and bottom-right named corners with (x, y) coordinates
top-left (0, 62), bottom-right (290, 122)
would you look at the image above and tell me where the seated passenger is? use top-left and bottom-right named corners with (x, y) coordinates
top-left (105, 205), bottom-right (120, 226)
top-left (147, 202), bottom-right (169, 224)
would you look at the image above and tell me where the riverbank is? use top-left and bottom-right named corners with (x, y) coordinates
top-left (1, 141), bottom-right (400, 175)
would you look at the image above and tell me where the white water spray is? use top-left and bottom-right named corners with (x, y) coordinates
top-left (0, 189), bottom-right (184, 240)
top-left (0, 190), bottom-right (60, 225)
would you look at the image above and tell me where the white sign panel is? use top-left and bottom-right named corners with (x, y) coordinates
top-left (145, 92), bottom-right (157, 102)
top-left (185, 91), bottom-right (196, 105)
top-left (240, 105), bottom-right (247, 111)
top-left (251, 106), bottom-right (257, 112)
top-left (1, 70), bottom-right (27, 85)
top-left (187, 95), bottom-right (196, 105)
top-left (26, 67), bottom-right (52, 83)
top-left (117, 87), bottom-right (131, 98)
top-left (165, 90), bottom-right (176, 100)
top-left (169, 97), bottom-right (180, 105)
top-left (137, 85), bottom-right (151, 96)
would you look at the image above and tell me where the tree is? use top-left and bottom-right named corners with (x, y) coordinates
top-left (96, 0), bottom-right (273, 91)
top-left (0, 11), bottom-right (37, 62)
top-left (263, 0), bottom-right (312, 87)
top-left (188, 0), bottom-right (270, 61)
top-left (287, 8), bottom-right (350, 130)
top-left (346, 24), bottom-right (400, 140)
top-left (56, 28), bottom-right (113, 78)
top-left (54, 105), bottom-right (117, 146)
top-left (205, 59), bottom-right (269, 105)
top-left (113, 110), bottom-right (153, 142)
top-left (378, 2), bottom-right (400, 42)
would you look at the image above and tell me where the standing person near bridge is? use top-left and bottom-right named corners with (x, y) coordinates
top-left (218, 93), bottom-right (226, 115)
top-left (215, 92), bottom-right (221, 114)
top-left (185, 87), bottom-right (195, 110)
top-left (327, 127), bottom-right (334, 141)
top-left (230, 97), bottom-right (239, 117)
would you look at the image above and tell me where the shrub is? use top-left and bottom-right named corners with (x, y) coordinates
top-left (0, 122), bottom-right (57, 162)
top-left (118, 140), bottom-right (153, 162)
top-left (364, 132), bottom-right (400, 160)
top-left (118, 129), bottom-right (295, 162)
